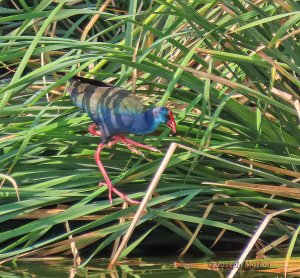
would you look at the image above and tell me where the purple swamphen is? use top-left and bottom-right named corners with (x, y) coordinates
top-left (66, 75), bottom-right (176, 204)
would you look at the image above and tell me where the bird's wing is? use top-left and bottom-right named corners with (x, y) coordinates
top-left (67, 77), bottom-right (146, 122)
top-left (111, 89), bottom-right (146, 115)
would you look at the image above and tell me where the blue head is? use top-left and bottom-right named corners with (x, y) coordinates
top-left (146, 107), bottom-right (176, 134)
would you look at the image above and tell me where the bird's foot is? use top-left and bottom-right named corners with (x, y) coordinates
top-left (107, 140), bottom-right (144, 157)
top-left (99, 182), bottom-right (139, 205)
top-left (126, 146), bottom-right (145, 157)
top-left (117, 136), bottom-right (162, 154)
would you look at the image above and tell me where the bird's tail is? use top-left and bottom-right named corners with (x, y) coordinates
top-left (58, 72), bottom-right (112, 87)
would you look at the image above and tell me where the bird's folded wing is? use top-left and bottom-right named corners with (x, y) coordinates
top-left (67, 79), bottom-right (146, 119)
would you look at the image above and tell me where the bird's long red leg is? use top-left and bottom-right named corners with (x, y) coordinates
top-left (89, 124), bottom-right (139, 205)
top-left (114, 136), bottom-right (144, 156)
top-left (117, 136), bottom-right (161, 153)
top-left (94, 144), bottom-right (139, 205)
top-left (90, 123), bottom-right (160, 153)
top-left (89, 123), bottom-right (101, 136)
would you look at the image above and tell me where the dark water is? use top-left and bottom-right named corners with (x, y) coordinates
top-left (0, 259), bottom-right (285, 278)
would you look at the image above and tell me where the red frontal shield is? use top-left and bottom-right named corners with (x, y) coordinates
top-left (167, 110), bottom-right (176, 134)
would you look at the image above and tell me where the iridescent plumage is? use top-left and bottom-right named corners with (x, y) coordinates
top-left (66, 75), bottom-right (176, 204)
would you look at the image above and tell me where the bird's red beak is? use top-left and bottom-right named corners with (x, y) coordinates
top-left (167, 110), bottom-right (176, 134)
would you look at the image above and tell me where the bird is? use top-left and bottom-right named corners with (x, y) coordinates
top-left (66, 75), bottom-right (176, 205)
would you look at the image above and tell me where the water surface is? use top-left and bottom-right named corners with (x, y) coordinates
top-left (0, 258), bottom-right (284, 277)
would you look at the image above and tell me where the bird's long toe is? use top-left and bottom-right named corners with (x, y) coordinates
top-left (99, 182), bottom-right (139, 205)
top-left (148, 146), bottom-right (162, 153)
top-left (130, 148), bottom-right (145, 157)
top-left (119, 137), bottom-right (162, 153)
top-left (110, 185), bottom-right (140, 204)
top-left (99, 182), bottom-right (113, 204)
